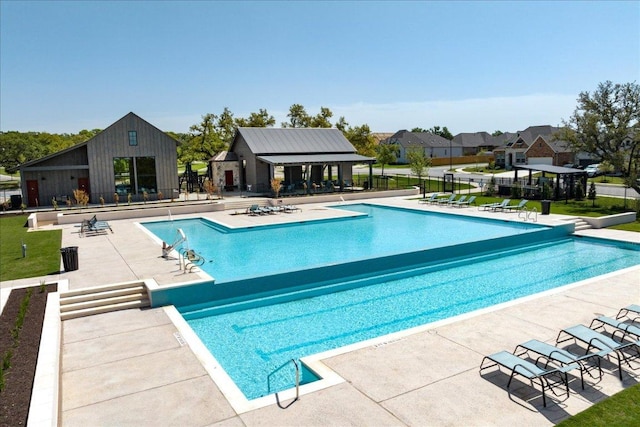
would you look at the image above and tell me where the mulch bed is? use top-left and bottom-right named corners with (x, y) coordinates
top-left (0, 284), bottom-right (56, 427)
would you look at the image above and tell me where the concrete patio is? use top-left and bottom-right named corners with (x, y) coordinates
top-left (2, 194), bottom-right (639, 425)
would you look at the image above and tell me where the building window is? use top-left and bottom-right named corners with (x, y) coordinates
top-left (128, 131), bottom-right (138, 146)
top-left (114, 157), bottom-right (133, 195)
top-left (516, 152), bottom-right (526, 164)
top-left (135, 157), bottom-right (157, 194)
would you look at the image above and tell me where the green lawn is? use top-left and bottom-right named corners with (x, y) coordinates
top-left (556, 383), bottom-right (640, 427)
top-left (0, 214), bottom-right (62, 281)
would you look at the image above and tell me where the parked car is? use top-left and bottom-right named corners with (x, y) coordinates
top-left (585, 164), bottom-right (601, 177)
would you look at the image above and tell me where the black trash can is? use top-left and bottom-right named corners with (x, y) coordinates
top-left (10, 195), bottom-right (22, 209)
top-left (541, 200), bottom-right (551, 215)
top-left (61, 246), bottom-right (79, 271)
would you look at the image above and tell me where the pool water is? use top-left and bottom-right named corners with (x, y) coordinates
top-left (143, 204), bottom-right (546, 283)
top-left (182, 236), bottom-right (640, 400)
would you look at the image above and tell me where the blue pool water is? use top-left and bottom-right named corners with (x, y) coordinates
top-left (182, 236), bottom-right (640, 400)
top-left (142, 204), bottom-right (640, 401)
top-left (143, 204), bottom-right (546, 283)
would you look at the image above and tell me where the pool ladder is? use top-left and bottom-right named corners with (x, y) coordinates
top-left (518, 207), bottom-right (538, 222)
top-left (275, 359), bottom-right (300, 408)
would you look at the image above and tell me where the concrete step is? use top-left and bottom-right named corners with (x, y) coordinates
top-left (60, 281), bottom-right (146, 298)
top-left (59, 281), bottom-right (150, 319)
top-left (60, 299), bottom-right (150, 321)
top-left (60, 292), bottom-right (148, 312)
top-left (60, 285), bottom-right (146, 305)
top-left (564, 217), bottom-right (592, 231)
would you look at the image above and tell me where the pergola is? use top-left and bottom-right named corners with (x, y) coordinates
top-left (256, 154), bottom-right (375, 193)
top-left (514, 164), bottom-right (588, 200)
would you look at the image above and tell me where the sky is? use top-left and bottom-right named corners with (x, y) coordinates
top-left (1, 0), bottom-right (638, 135)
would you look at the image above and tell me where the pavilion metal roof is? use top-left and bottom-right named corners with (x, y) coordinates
top-left (257, 153), bottom-right (375, 166)
top-left (515, 164), bottom-right (586, 174)
top-left (234, 127), bottom-right (357, 154)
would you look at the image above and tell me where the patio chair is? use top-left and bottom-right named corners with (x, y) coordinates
top-left (446, 195), bottom-right (466, 206)
top-left (514, 339), bottom-right (606, 389)
top-left (617, 304), bottom-right (640, 322)
top-left (247, 205), bottom-right (264, 216)
top-left (479, 199), bottom-right (511, 211)
top-left (418, 194), bottom-right (438, 204)
top-left (454, 195), bottom-right (476, 207)
top-left (283, 205), bottom-right (301, 213)
top-left (590, 316), bottom-right (640, 342)
top-left (503, 199), bottom-right (529, 212)
top-left (480, 350), bottom-right (573, 407)
top-left (81, 215), bottom-right (113, 235)
top-left (436, 194), bottom-right (456, 205)
top-left (556, 324), bottom-right (640, 380)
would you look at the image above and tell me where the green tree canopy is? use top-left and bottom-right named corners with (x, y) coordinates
top-left (235, 108), bottom-right (276, 128)
top-left (282, 104), bottom-right (310, 128)
top-left (428, 126), bottom-right (454, 140)
top-left (406, 147), bottom-right (432, 181)
top-left (375, 143), bottom-right (399, 176)
top-left (558, 80), bottom-right (639, 192)
top-left (342, 122), bottom-right (376, 158)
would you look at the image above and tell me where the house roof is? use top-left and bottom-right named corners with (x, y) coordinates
top-left (210, 151), bottom-right (238, 162)
top-left (232, 127), bottom-right (357, 154)
top-left (387, 130), bottom-right (460, 148)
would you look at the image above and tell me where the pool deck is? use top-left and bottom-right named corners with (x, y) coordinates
top-left (2, 195), bottom-right (640, 425)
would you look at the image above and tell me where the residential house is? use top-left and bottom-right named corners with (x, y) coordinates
top-left (383, 130), bottom-right (461, 164)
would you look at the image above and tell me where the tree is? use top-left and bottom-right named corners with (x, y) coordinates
top-left (406, 147), bottom-right (431, 181)
top-left (216, 107), bottom-right (236, 146)
top-left (309, 107), bottom-right (333, 128)
top-left (236, 108), bottom-right (276, 128)
top-left (559, 81), bottom-right (640, 193)
top-left (376, 143), bottom-right (399, 176)
top-left (343, 123), bottom-right (376, 157)
top-left (411, 127), bottom-right (427, 133)
top-left (492, 130), bottom-right (504, 137)
top-left (428, 126), bottom-right (454, 140)
top-left (183, 113), bottom-right (227, 163)
top-left (282, 104), bottom-right (310, 128)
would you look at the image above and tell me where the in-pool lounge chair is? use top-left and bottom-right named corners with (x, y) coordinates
top-left (479, 199), bottom-right (511, 211)
top-left (556, 324), bottom-right (640, 380)
top-left (590, 316), bottom-right (640, 342)
top-left (480, 350), bottom-right (573, 407)
top-left (617, 304), bottom-right (640, 322)
top-left (514, 339), bottom-right (606, 389)
top-left (454, 195), bottom-right (476, 207)
top-left (503, 199), bottom-right (528, 212)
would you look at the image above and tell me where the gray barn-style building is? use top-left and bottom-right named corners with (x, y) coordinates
top-left (18, 112), bottom-right (178, 207)
top-left (225, 127), bottom-right (375, 194)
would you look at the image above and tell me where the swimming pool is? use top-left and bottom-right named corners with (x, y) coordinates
top-left (142, 204), bottom-right (640, 402)
top-left (143, 204), bottom-right (549, 284)
top-left (182, 236), bottom-right (640, 400)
